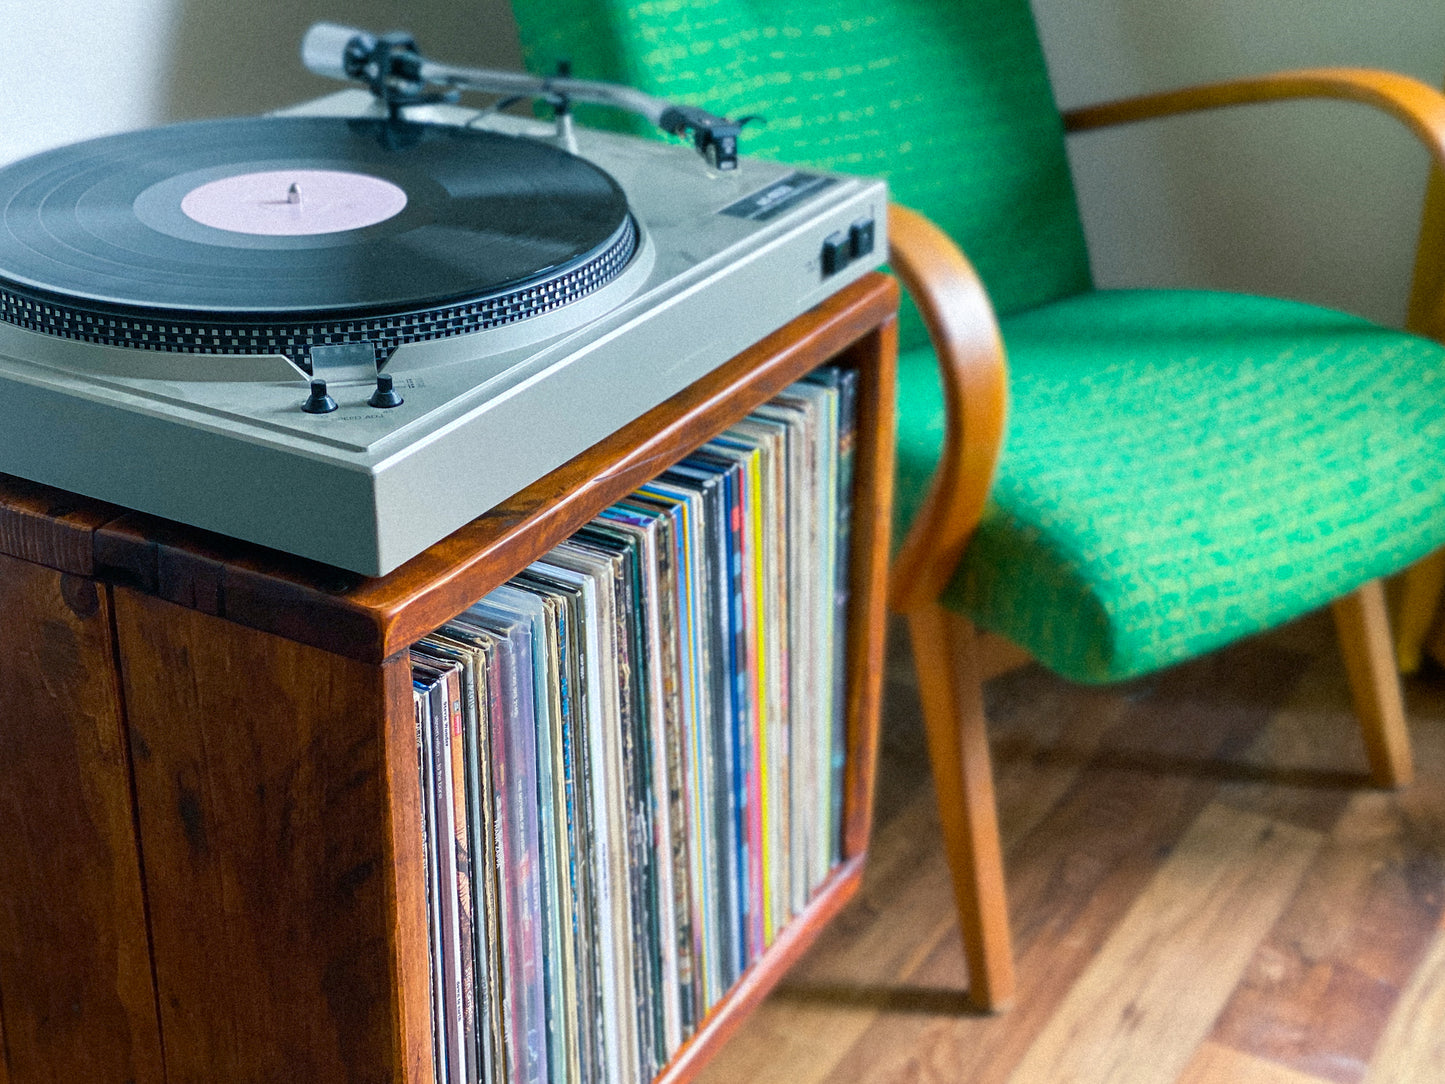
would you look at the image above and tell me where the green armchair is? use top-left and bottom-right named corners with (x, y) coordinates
top-left (511, 0), bottom-right (1445, 1011)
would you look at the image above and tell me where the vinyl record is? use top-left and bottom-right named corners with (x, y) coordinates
top-left (0, 115), bottom-right (637, 358)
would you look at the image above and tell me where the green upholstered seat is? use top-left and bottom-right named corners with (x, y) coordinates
top-left (512, 0), bottom-right (1445, 685)
top-left (896, 291), bottom-right (1445, 682)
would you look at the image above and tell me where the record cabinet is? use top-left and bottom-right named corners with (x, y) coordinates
top-left (0, 272), bottom-right (897, 1084)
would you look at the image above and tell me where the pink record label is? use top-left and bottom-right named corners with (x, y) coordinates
top-left (179, 169), bottom-right (408, 235)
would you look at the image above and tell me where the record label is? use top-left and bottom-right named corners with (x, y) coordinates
top-left (179, 169), bottom-right (408, 236)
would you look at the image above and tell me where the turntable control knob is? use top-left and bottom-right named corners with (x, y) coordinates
top-left (301, 378), bottom-right (338, 414)
top-left (368, 373), bottom-right (405, 409)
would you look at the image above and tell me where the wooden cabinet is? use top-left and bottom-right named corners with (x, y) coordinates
top-left (0, 273), bottom-right (897, 1083)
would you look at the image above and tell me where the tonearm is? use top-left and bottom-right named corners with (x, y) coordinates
top-left (301, 22), bottom-right (753, 171)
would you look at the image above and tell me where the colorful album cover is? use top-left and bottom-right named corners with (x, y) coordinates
top-left (686, 439), bottom-right (765, 963)
top-left (605, 497), bottom-right (694, 1045)
top-left (414, 638), bottom-right (485, 1084)
top-left (707, 423), bottom-right (787, 948)
top-left (429, 621), bottom-right (508, 1080)
top-left (775, 376), bottom-right (847, 892)
top-left (584, 512), bottom-right (669, 1074)
top-left (663, 458), bottom-right (745, 987)
top-left (413, 658), bottom-right (468, 1084)
top-left (629, 482), bottom-right (723, 1013)
top-left (546, 541), bottom-right (638, 1084)
top-left (450, 600), bottom-right (549, 1084)
top-left (412, 680), bottom-right (449, 1084)
top-left (805, 365), bottom-right (858, 867)
top-left (514, 567), bottom-right (592, 1084)
top-left (471, 583), bottom-right (572, 1084)
top-left (425, 624), bottom-right (505, 1082)
top-left (570, 523), bottom-right (659, 1081)
top-left (756, 395), bottom-right (821, 915)
top-left (533, 550), bottom-right (627, 1084)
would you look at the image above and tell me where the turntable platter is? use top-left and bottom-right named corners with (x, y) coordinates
top-left (0, 116), bottom-right (637, 358)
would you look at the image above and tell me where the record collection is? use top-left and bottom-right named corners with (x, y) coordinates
top-left (412, 365), bottom-right (857, 1084)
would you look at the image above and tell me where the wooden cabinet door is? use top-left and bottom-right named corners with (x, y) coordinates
top-left (112, 588), bottom-right (431, 1084)
top-left (0, 555), bottom-right (163, 1083)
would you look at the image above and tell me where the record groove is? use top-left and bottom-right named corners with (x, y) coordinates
top-left (0, 217), bottom-right (635, 361)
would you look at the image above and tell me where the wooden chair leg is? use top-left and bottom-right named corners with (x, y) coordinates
top-left (1332, 579), bottom-right (1414, 788)
top-left (1393, 547), bottom-right (1445, 674)
top-left (905, 602), bottom-right (1016, 1012)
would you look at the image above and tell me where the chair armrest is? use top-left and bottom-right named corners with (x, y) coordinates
top-left (885, 204), bottom-right (1008, 613)
top-left (1062, 68), bottom-right (1445, 340)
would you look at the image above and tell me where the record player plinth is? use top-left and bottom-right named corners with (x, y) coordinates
top-left (0, 98), bottom-right (888, 576)
top-left (0, 273), bottom-right (897, 1084)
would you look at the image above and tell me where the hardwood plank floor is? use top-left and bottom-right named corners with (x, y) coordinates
top-left (1179, 1044), bottom-right (1327, 1084)
top-left (1008, 804), bottom-right (1322, 1084)
top-left (695, 612), bottom-right (1445, 1084)
top-left (1363, 920), bottom-right (1445, 1082)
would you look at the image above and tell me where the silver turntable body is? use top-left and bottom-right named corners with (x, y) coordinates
top-left (0, 90), bottom-right (886, 575)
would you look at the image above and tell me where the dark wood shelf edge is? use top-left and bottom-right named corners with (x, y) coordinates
top-left (655, 856), bottom-right (866, 1084)
top-left (0, 473), bottom-right (125, 577)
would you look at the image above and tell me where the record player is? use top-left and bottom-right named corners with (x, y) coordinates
top-left (0, 25), bottom-right (886, 575)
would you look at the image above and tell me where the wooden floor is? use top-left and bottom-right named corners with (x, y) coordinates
top-left (695, 613), bottom-right (1445, 1084)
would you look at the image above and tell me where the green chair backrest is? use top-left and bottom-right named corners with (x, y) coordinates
top-left (514, 0), bottom-right (1093, 335)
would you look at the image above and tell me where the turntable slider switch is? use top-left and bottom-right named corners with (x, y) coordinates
top-left (821, 231), bottom-right (850, 276)
top-left (301, 378), bottom-right (338, 414)
top-left (849, 216), bottom-right (875, 259)
top-left (820, 215), bottom-right (875, 277)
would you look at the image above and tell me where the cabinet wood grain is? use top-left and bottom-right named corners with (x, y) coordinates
top-left (0, 555), bottom-right (162, 1083)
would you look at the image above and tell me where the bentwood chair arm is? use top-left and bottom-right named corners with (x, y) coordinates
top-left (885, 203), bottom-right (1009, 614)
top-left (1062, 67), bottom-right (1445, 341)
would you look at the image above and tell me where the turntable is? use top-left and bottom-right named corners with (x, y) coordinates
top-left (0, 25), bottom-right (886, 575)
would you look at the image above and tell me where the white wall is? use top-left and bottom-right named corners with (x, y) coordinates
top-left (0, 0), bottom-right (183, 165)
top-left (1033, 0), bottom-right (1445, 327)
top-left (0, 0), bottom-right (522, 164)
top-left (1, 0), bottom-right (1440, 328)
